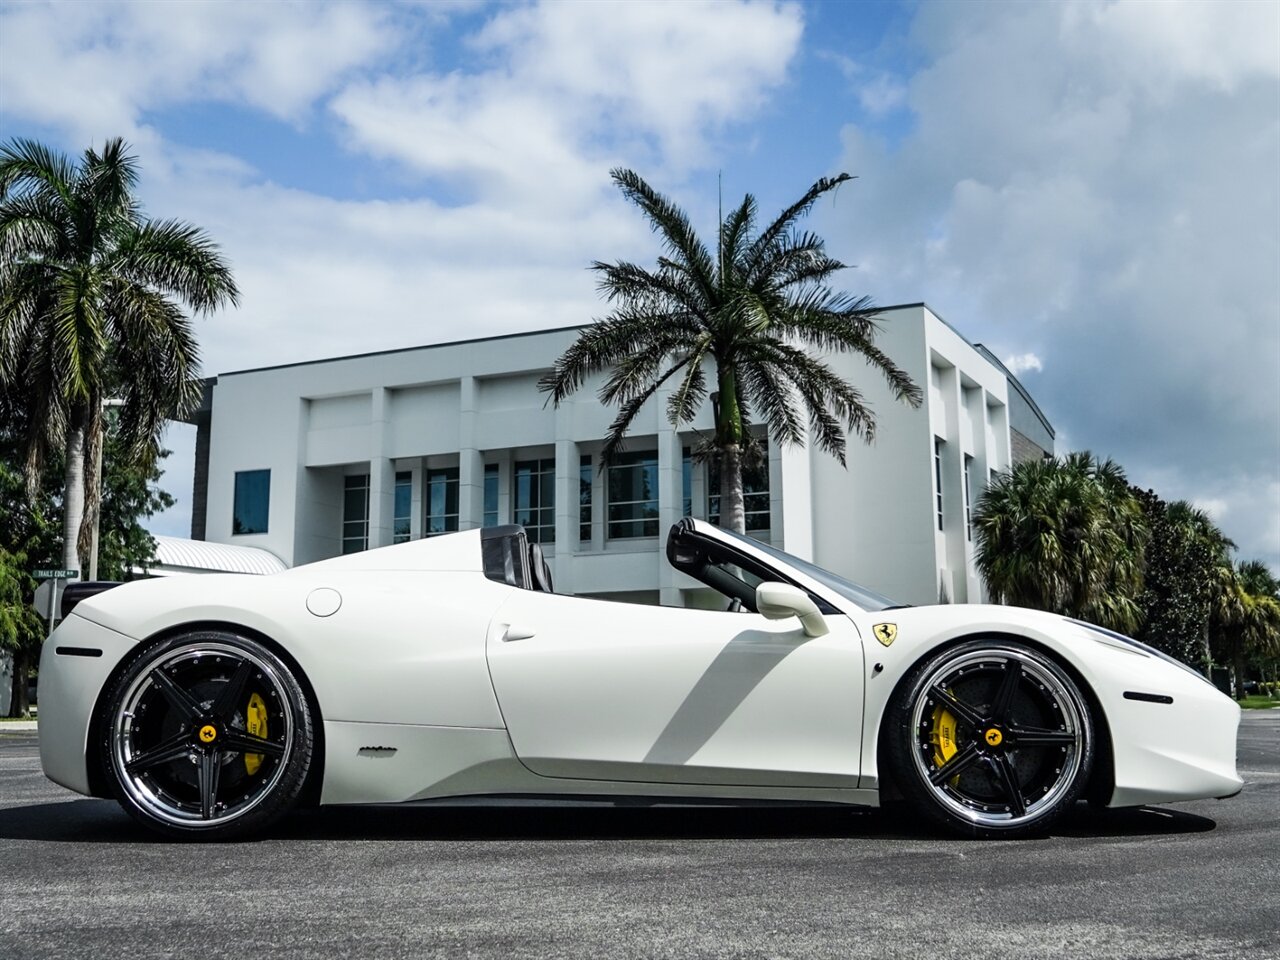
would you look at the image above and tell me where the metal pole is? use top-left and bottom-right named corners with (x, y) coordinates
top-left (89, 398), bottom-right (124, 582)
top-left (89, 439), bottom-right (102, 581)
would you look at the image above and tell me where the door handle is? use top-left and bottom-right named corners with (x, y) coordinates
top-left (503, 624), bottom-right (536, 642)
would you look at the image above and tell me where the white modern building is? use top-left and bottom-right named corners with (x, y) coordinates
top-left (186, 303), bottom-right (1053, 607)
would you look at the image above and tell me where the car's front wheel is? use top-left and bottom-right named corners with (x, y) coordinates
top-left (885, 640), bottom-right (1094, 839)
top-left (100, 630), bottom-right (313, 840)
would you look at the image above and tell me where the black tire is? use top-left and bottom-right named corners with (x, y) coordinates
top-left (884, 639), bottom-right (1094, 839)
top-left (100, 630), bottom-right (313, 840)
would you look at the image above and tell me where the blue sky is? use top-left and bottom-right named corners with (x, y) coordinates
top-left (1, 0), bottom-right (1277, 572)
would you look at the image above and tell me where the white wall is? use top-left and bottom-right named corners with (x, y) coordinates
top-left (204, 307), bottom-right (1025, 607)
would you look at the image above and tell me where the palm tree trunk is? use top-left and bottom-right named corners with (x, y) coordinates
top-left (1232, 645), bottom-right (1248, 700)
top-left (63, 424), bottom-right (87, 576)
top-left (718, 443), bottom-right (747, 534)
top-left (715, 366), bottom-right (746, 534)
top-left (9, 648), bottom-right (30, 718)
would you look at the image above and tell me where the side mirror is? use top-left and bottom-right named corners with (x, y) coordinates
top-left (755, 581), bottom-right (829, 638)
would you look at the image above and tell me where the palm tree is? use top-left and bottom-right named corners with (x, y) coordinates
top-left (539, 169), bottom-right (921, 533)
top-left (973, 452), bottom-right (1148, 633)
top-left (1211, 560), bottom-right (1280, 699)
top-left (0, 137), bottom-right (237, 575)
top-left (1134, 493), bottom-right (1234, 668)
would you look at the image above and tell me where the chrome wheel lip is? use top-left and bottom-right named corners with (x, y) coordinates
top-left (111, 641), bottom-right (294, 830)
top-left (909, 648), bottom-right (1085, 829)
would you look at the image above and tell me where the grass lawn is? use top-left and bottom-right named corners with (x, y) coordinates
top-left (1238, 695), bottom-right (1279, 710)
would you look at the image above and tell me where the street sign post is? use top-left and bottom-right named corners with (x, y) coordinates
top-left (32, 570), bottom-right (78, 630)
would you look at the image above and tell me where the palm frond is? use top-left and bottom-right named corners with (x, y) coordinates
top-left (112, 218), bottom-right (239, 314)
top-left (610, 168), bottom-right (717, 303)
top-left (745, 173), bottom-right (852, 271)
top-left (0, 138), bottom-right (76, 205)
top-left (738, 360), bottom-right (804, 447)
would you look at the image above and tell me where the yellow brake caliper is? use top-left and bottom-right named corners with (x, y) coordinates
top-left (930, 700), bottom-right (958, 779)
top-left (245, 692), bottom-right (268, 775)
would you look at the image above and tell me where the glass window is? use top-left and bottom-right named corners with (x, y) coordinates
top-left (963, 454), bottom-right (974, 542)
top-left (682, 448), bottom-right (693, 518)
top-left (483, 463), bottom-right (500, 528)
top-left (934, 438), bottom-right (945, 532)
top-left (426, 466), bottom-right (459, 536)
top-left (579, 454), bottom-right (592, 542)
top-left (232, 469), bottom-right (270, 535)
top-left (708, 457), bottom-right (770, 533)
top-left (342, 474), bottom-right (369, 554)
top-left (515, 458), bottom-right (555, 544)
top-left (607, 450), bottom-right (659, 539)
top-left (393, 471), bottom-right (412, 544)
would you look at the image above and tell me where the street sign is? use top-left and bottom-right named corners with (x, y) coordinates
top-left (34, 569), bottom-right (78, 579)
top-left (33, 578), bottom-right (67, 624)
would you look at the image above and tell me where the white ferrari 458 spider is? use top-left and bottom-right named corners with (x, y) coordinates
top-left (39, 518), bottom-right (1242, 840)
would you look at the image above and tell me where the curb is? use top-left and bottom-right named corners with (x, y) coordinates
top-left (0, 721), bottom-right (38, 732)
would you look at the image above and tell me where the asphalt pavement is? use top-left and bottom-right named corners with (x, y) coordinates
top-left (1, 713), bottom-right (1276, 960)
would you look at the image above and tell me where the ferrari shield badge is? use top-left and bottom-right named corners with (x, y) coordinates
top-left (873, 622), bottom-right (898, 647)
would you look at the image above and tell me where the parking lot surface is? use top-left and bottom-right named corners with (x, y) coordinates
top-left (1, 712), bottom-right (1276, 959)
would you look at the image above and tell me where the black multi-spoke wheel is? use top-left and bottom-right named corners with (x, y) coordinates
top-left (101, 631), bottom-right (313, 840)
top-left (886, 640), bottom-right (1093, 838)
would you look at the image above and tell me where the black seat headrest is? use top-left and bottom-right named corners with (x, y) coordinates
top-left (529, 542), bottom-right (554, 593)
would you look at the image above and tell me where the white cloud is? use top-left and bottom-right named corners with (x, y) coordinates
top-left (0, 0), bottom-right (395, 139)
top-left (824, 0), bottom-right (1280, 569)
top-left (1191, 498), bottom-right (1228, 522)
top-left (332, 0), bottom-right (804, 201)
top-left (1003, 352), bottom-right (1043, 376)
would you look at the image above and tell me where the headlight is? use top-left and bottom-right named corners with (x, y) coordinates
top-left (1065, 618), bottom-right (1214, 686)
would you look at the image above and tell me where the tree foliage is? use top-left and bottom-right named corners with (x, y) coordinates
top-left (1210, 560), bottom-right (1280, 698)
top-left (1132, 491), bottom-right (1232, 666)
top-left (0, 136), bottom-right (236, 572)
top-left (973, 452), bottom-right (1148, 633)
top-left (540, 169), bottom-right (920, 532)
top-left (1, 373), bottom-right (174, 715)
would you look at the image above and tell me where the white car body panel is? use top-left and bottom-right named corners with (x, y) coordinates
top-left (487, 590), bottom-right (864, 786)
top-left (38, 520), bottom-right (1242, 817)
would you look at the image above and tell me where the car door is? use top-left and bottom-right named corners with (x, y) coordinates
top-left (485, 589), bottom-right (864, 787)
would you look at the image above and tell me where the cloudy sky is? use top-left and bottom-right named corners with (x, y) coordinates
top-left (1, 0), bottom-right (1277, 571)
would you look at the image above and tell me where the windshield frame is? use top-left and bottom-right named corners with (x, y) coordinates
top-left (667, 518), bottom-right (903, 614)
top-left (714, 526), bottom-right (902, 613)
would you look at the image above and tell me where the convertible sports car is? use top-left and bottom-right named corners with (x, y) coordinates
top-left (39, 519), bottom-right (1242, 840)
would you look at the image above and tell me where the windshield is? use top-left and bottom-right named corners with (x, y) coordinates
top-left (716, 527), bottom-right (902, 612)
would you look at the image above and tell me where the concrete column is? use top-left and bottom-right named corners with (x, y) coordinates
top-left (368, 388), bottom-right (394, 548)
top-left (774, 435), bottom-right (814, 560)
top-left (458, 377), bottom-right (483, 530)
top-left (551, 401), bottom-right (575, 589)
top-left (496, 451), bottom-right (512, 526)
top-left (191, 416), bottom-right (211, 541)
top-left (657, 422), bottom-right (683, 607)
top-left (589, 448), bottom-right (605, 552)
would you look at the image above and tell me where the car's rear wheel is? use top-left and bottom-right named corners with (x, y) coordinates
top-left (885, 640), bottom-right (1093, 839)
top-left (101, 630), bottom-right (312, 840)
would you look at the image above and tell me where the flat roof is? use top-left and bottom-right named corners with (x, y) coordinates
top-left (218, 303), bottom-right (930, 379)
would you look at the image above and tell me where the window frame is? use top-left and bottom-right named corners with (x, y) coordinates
top-left (393, 470), bottom-right (413, 544)
top-left (933, 437), bottom-right (945, 532)
top-left (425, 466), bottom-right (460, 537)
top-left (606, 449), bottom-right (660, 540)
top-left (232, 469), bottom-right (271, 536)
top-left (342, 473), bottom-right (370, 554)
top-left (514, 457), bottom-right (556, 545)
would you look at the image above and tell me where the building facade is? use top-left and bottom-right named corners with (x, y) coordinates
top-left (189, 304), bottom-right (1053, 607)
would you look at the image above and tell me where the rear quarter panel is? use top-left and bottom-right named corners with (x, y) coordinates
top-left (71, 569), bottom-right (514, 729)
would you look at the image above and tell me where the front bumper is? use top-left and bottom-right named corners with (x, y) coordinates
top-left (38, 614), bottom-right (139, 797)
top-left (1102, 656), bottom-right (1243, 807)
